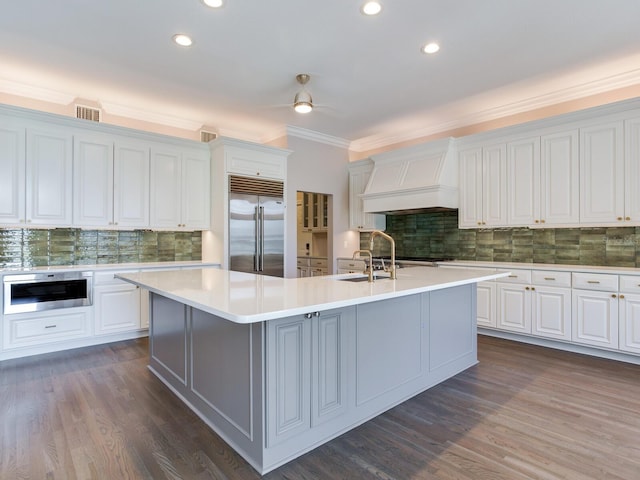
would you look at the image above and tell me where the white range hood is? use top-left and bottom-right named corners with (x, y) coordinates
top-left (361, 137), bottom-right (458, 214)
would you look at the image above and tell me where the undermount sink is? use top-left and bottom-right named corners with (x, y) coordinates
top-left (339, 275), bottom-right (391, 282)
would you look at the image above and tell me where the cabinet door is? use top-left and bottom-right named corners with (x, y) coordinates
top-left (619, 293), bottom-right (640, 354)
top-left (311, 308), bottom-right (352, 426)
top-left (26, 127), bottom-right (73, 226)
top-left (94, 284), bottom-right (141, 334)
top-left (114, 140), bottom-right (150, 228)
top-left (476, 281), bottom-right (496, 328)
top-left (150, 147), bottom-right (182, 228)
top-left (625, 117), bottom-right (640, 223)
top-left (458, 148), bottom-right (483, 228)
top-left (540, 130), bottom-right (580, 225)
top-left (266, 315), bottom-right (311, 447)
top-left (73, 134), bottom-right (114, 227)
top-left (532, 286), bottom-right (571, 341)
top-left (497, 283), bottom-right (531, 333)
top-left (181, 150), bottom-right (210, 229)
top-left (482, 144), bottom-right (508, 227)
top-left (507, 137), bottom-right (540, 226)
top-left (580, 121), bottom-right (624, 224)
top-left (572, 289), bottom-right (619, 348)
top-left (348, 167), bottom-right (385, 231)
top-left (0, 120), bottom-right (26, 224)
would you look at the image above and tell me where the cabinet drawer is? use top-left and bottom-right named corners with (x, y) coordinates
top-left (94, 270), bottom-right (138, 286)
top-left (338, 260), bottom-right (365, 272)
top-left (310, 258), bottom-right (328, 268)
top-left (5, 309), bottom-right (91, 348)
top-left (531, 270), bottom-right (571, 288)
top-left (572, 272), bottom-right (618, 291)
top-left (497, 269), bottom-right (531, 284)
top-left (297, 257), bottom-right (310, 267)
top-left (619, 275), bottom-right (640, 294)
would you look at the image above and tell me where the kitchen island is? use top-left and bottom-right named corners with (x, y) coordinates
top-left (118, 266), bottom-right (507, 474)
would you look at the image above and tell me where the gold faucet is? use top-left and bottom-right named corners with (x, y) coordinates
top-left (352, 249), bottom-right (374, 283)
top-left (369, 230), bottom-right (397, 279)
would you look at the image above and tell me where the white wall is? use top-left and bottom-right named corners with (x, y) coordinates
top-left (285, 136), bottom-right (360, 278)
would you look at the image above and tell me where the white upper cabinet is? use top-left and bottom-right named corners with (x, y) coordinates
top-left (348, 160), bottom-right (386, 231)
top-left (459, 144), bottom-right (507, 228)
top-left (74, 135), bottom-right (150, 228)
top-left (507, 137), bottom-right (540, 226)
top-left (625, 116), bottom-right (640, 223)
top-left (73, 133), bottom-right (114, 227)
top-left (0, 118), bottom-right (26, 225)
top-left (113, 140), bottom-right (150, 228)
top-left (540, 129), bottom-right (580, 226)
top-left (26, 126), bottom-right (73, 226)
top-left (150, 145), bottom-right (210, 230)
top-left (579, 121), bottom-right (625, 224)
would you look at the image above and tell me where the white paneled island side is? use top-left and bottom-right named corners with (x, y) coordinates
top-left (117, 266), bottom-right (508, 474)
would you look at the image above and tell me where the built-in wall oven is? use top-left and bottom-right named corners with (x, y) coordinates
top-left (3, 271), bottom-right (93, 315)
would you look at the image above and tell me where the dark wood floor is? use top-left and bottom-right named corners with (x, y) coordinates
top-left (1, 336), bottom-right (639, 479)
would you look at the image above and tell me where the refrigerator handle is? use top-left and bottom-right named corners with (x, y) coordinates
top-left (254, 206), bottom-right (260, 272)
top-left (259, 206), bottom-right (265, 271)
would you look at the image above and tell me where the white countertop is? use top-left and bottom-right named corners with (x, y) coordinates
top-left (0, 261), bottom-right (219, 274)
top-left (117, 266), bottom-right (509, 324)
top-left (440, 260), bottom-right (640, 275)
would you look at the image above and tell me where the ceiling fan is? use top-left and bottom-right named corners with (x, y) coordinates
top-left (293, 74), bottom-right (313, 114)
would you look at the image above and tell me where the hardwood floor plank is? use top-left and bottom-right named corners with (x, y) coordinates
top-left (1, 336), bottom-right (640, 479)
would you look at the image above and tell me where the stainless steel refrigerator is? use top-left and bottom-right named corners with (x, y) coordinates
top-left (228, 177), bottom-right (285, 277)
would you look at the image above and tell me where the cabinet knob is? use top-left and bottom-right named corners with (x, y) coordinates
top-left (525, 286), bottom-right (530, 290)
top-left (27, 219), bottom-right (32, 223)
top-left (477, 222), bottom-right (482, 225)
top-left (256, 172), bottom-right (260, 176)
top-left (620, 294), bottom-right (625, 299)
top-left (535, 220), bottom-right (539, 224)
top-left (482, 222), bottom-right (486, 225)
top-left (531, 287), bottom-right (535, 291)
top-left (541, 219), bottom-right (546, 224)
top-left (617, 217), bottom-right (623, 221)
top-left (626, 217), bottom-right (631, 221)
top-left (314, 311), bottom-right (320, 317)
top-left (612, 294), bottom-right (617, 298)
top-left (305, 313), bottom-right (312, 319)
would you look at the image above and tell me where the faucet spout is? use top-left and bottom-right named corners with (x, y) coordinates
top-left (369, 230), bottom-right (397, 280)
top-left (352, 249), bottom-right (374, 283)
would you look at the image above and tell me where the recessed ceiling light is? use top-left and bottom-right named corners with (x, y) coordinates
top-left (361, 1), bottom-right (382, 16)
top-left (173, 34), bottom-right (193, 47)
top-left (422, 42), bottom-right (440, 54)
top-left (201, 0), bottom-right (224, 7)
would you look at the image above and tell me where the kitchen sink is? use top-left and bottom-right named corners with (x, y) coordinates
top-left (338, 275), bottom-right (391, 282)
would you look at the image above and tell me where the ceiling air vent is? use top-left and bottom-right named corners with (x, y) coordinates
top-left (200, 130), bottom-right (217, 143)
top-left (76, 105), bottom-right (101, 122)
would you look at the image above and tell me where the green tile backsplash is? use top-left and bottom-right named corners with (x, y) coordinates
top-left (361, 210), bottom-right (640, 268)
top-left (0, 229), bottom-right (202, 268)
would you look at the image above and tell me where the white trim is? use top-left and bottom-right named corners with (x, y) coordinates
top-left (262, 125), bottom-right (350, 149)
top-left (100, 101), bottom-right (203, 131)
top-left (0, 78), bottom-right (76, 105)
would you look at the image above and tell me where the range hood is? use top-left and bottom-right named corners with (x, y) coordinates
top-left (361, 137), bottom-right (458, 214)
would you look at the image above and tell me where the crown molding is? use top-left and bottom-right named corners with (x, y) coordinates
top-left (349, 68), bottom-right (640, 152)
top-left (0, 78), bottom-right (75, 105)
top-left (281, 125), bottom-right (350, 149)
top-left (100, 101), bottom-right (203, 131)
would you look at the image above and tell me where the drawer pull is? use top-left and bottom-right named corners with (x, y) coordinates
top-left (587, 281), bottom-right (600, 284)
top-left (44, 325), bottom-right (57, 329)
top-left (544, 277), bottom-right (556, 281)
top-left (508, 275), bottom-right (518, 278)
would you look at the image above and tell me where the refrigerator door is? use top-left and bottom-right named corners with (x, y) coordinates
top-left (229, 193), bottom-right (259, 274)
top-left (259, 196), bottom-right (285, 277)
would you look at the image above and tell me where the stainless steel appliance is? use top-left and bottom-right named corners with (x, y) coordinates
top-left (229, 176), bottom-right (284, 277)
top-left (3, 271), bottom-right (93, 314)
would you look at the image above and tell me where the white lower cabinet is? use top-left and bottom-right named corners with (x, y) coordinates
top-left (476, 282), bottom-right (497, 328)
top-left (3, 308), bottom-right (91, 349)
top-left (532, 286), bottom-right (572, 341)
top-left (497, 282), bottom-right (531, 333)
top-left (619, 293), bottom-right (640, 354)
top-left (94, 271), bottom-right (141, 335)
top-left (572, 289), bottom-right (619, 349)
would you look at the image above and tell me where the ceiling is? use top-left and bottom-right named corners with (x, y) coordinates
top-left (2, 0), bottom-right (640, 150)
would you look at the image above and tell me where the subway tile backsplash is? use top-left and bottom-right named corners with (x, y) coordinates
top-left (361, 210), bottom-right (640, 268)
top-left (0, 229), bottom-right (202, 268)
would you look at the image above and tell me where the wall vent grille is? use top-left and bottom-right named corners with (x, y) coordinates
top-left (76, 105), bottom-right (101, 122)
top-left (229, 175), bottom-right (284, 197)
top-left (200, 130), bottom-right (217, 143)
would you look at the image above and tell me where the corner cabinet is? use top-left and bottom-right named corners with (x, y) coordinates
top-left (348, 160), bottom-right (386, 231)
top-left (150, 145), bottom-right (210, 230)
